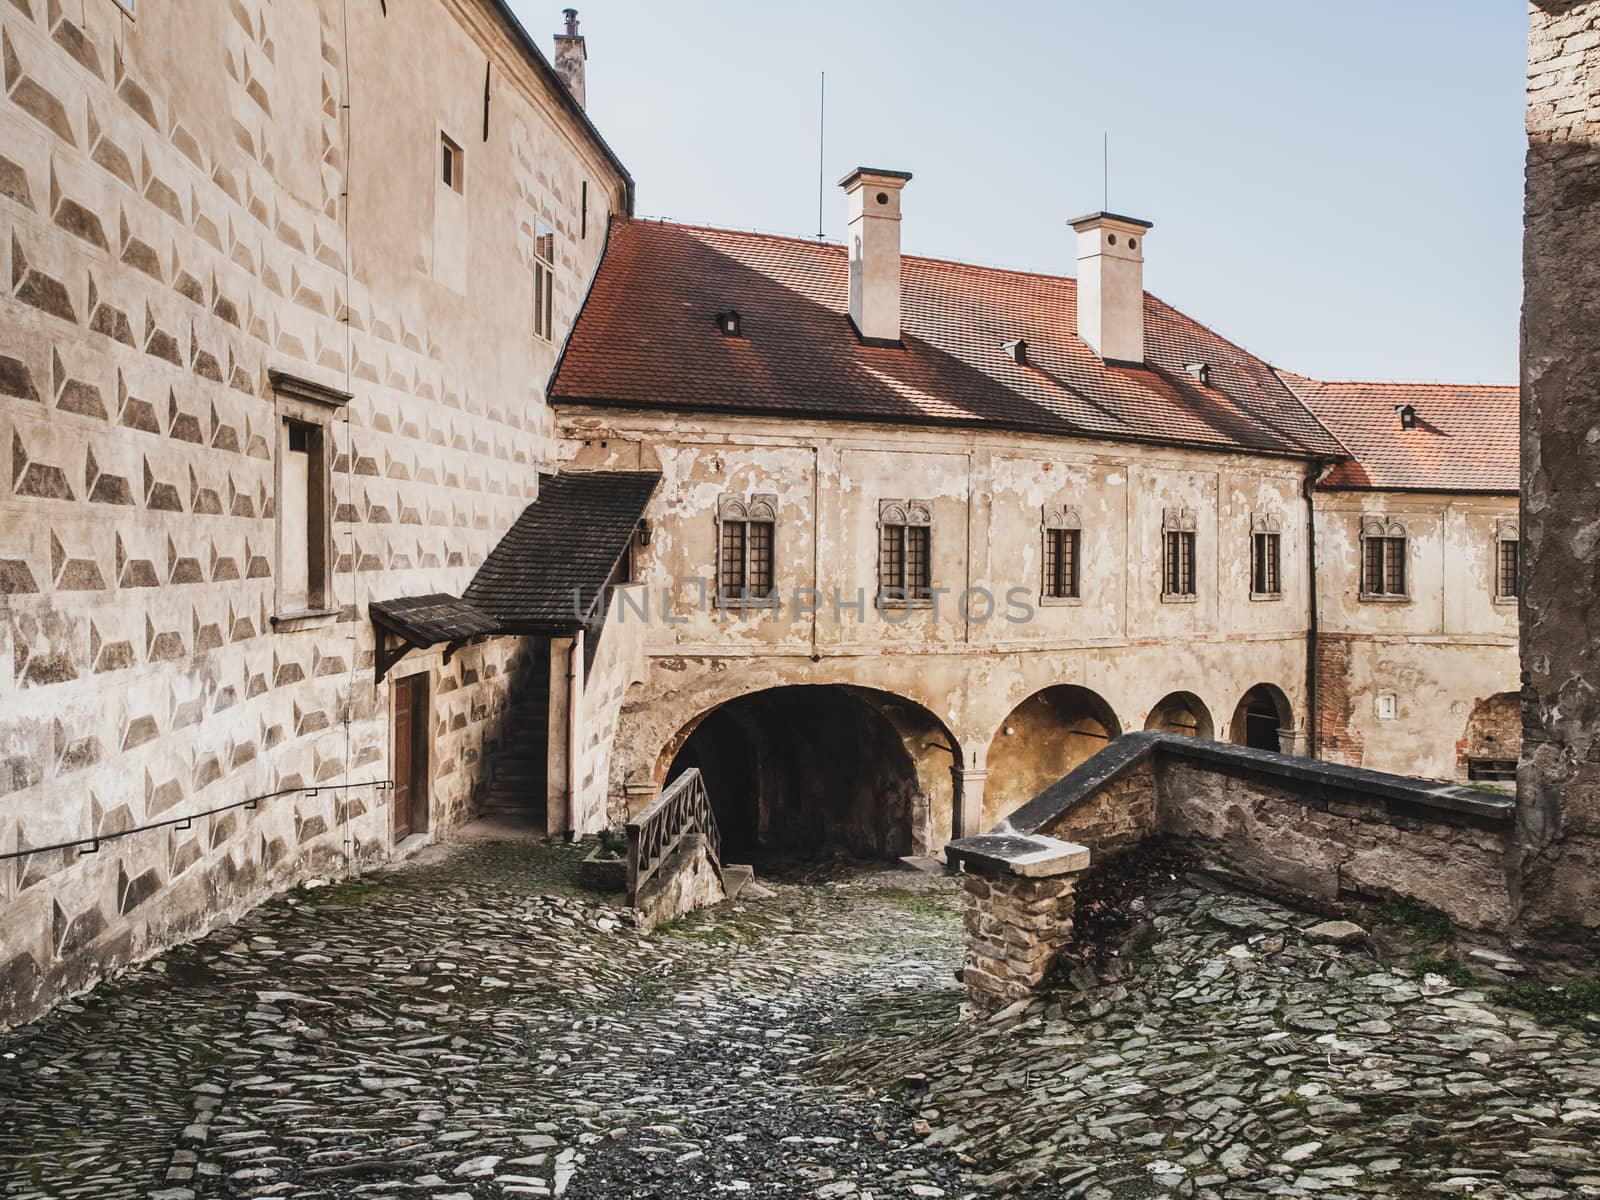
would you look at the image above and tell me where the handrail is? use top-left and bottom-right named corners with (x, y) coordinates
top-left (0, 779), bottom-right (394, 862)
top-left (625, 768), bottom-right (721, 903)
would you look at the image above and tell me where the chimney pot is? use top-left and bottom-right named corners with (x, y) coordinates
top-left (839, 167), bottom-right (912, 345)
top-left (1068, 211), bottom-right (1152, 364)
top-left (563, 7), bottom-right (579, 35)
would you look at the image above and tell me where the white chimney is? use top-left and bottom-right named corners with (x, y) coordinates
top-left (840, 167), bottom-right (912, 345)
top-left (1069, 211), bottom-right (1152, 364)
top-left (553, 8), bottom-right (586, 109)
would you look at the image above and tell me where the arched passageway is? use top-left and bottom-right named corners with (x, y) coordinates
top-left (663, 686), bottom-right (955, 862)
top-left (984, 686), bottom-right (1120, 829)
top-left (1144, 691), bottom-right (1215, 740)
top-left (1459, 692), bottom-right (1521, 782)
top-left (1231, 684), bottom-right (1293, 752)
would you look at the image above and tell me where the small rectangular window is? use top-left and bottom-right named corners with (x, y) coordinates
top-left (1164, 530), bottom-right (1196, 597)
top-left (581, 180), bottom-right (589, 239)
top-left (1043, 527), bottom-right (1081, 600)
top-left (280, 417), bottom-right (327, 613)
top-left (879, 500), bottom-right (932, 603)
top-left (1496, 538), bottom-right (1520, 601)
top-left (1468, 758), bottom-right (1517, 782)
top-left (1252, 532), bottom-right (1281, 597)
top-left (533, 219), bottom-right (555, 342)
top-left (441, 134), bottom-right (463, 192)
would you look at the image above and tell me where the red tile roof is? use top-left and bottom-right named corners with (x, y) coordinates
top-left (551, 220), bottom-right (1348, 461)
top-left (1277, 375), bottom-right (1518, 493)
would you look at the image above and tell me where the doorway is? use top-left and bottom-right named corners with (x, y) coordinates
top-left (393, 673), bottom-right (430, 840)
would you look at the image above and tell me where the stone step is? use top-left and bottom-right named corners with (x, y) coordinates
top-left (898, 854), bottom-right (947, 875)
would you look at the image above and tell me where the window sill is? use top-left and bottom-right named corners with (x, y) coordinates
top-left (1358, 593), bottom-right (1411, 604)
top-left (876, 596), bottom-right (935, 611)
top-left (271, 608), bottom-right (341, 633)
top-left (1249, 591), bottom-right (1284, 602)
top-left (1492, 595), bottom-right (1519, 607)
top-left (714, 595), bottom-right (779, 616)
top-left (1160, 592), bottom-right (1198, 604)
top-left (1038, 595), bottom-right (1083, 608)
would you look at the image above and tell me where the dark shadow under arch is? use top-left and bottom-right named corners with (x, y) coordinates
top-left (661, 684), bottom-right (958, 862)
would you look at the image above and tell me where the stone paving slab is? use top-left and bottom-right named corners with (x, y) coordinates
top-left (1, 838), bottom-right (1597, 1200)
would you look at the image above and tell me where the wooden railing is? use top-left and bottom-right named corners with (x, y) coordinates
top-left (625, 768), bottom-right (721, 903)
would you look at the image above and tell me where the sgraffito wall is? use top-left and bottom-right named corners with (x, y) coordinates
top-left (0, 0), bottom-right (626, 1026)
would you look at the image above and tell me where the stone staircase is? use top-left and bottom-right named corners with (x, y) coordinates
top-left (480, 690), bottom-right (549, 825)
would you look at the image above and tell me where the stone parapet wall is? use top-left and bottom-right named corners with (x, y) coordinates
top-left (1033, 755), bottom-right (1157, 855)
top-left (1160, 760), bottom-right (1514, 933)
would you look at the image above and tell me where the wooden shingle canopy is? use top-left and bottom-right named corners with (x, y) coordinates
top-left (369, 470), bottom-right (660, 682)
top-left (369, 594), bottom-right (500, 683)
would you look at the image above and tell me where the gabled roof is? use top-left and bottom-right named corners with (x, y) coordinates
top-left (550, 220), bottom-right (1348, 461)
top-left (1278, 375), bottom-right (1518, 493)
top-left (463, 470), bottom-right (659, 630)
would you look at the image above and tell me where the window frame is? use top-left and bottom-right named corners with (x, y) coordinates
top-left (532, 219), bottom-right (556, 343)
top-left (1493, 518), bottom-right (1520, 605)
top-left (878, 499), bottom-right (934, 608)
top-left (1040, 503), bottom-right (1083, 606)
top-left (441, 133), bottom-right (464, 194)
top-left (715, 493), bottom-right (778, 611)
top-left (1250, 513), bottom-right (1283, 600)
top-left (1359, 515), bottom-right (1410, 602)
top-left (267, 371), bottom-right (350, 630)
top-left (1161, 507), bottom-right (1198, 602)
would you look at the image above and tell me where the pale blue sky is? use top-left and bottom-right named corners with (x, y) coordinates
top-left (511, 1), bottom-right (1526, 384)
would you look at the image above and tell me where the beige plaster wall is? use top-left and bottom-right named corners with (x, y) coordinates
top-left (559, 409), bottom-right (1316, 845)
top-left (1313, 493), bottom-right (1519, 780)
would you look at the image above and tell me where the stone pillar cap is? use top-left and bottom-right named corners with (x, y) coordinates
top-left (946, 833), bottom-right (1091, 878)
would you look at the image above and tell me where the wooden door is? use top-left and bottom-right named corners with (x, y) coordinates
top-left (393, 674), bottom-right (429, 839)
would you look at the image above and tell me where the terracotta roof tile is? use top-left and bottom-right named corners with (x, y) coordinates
top-left (1278, 374), bottom-right (1518, 493)
top-left (552, 221), bottom-right (1348, 461)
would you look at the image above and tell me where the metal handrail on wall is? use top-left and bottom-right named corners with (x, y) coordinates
top-left (625, 768), bottom-right (721, 903)
top-left (0, 779), bottom-right (394, 863)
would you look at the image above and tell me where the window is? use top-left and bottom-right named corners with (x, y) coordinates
top-left (533, 219), bottom-right (555, 342)
top-left (1494, 519), bottom-right (1520, 602)
top-left (1162, 507), bottom-right (1197, 599)
top-left (716, 494), bottom-right (777, 606)
top-left (268, 371), bottom-right (349, 622)
top-left (879, 499), bottom-right (933, 604)
top-left (1251, 514), bottom-right (1282, 598)
top-left (581, 180), bottom-right (588, 239)
top-left (441, 134), bottom-right (463, 192)
top-left (1360, 516), bottom-right (1408, 598)
top-left (1041, 503), bottom-right (1082, 603)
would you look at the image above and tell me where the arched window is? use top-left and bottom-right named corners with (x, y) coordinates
top-left (1360, 516), bottom-right (1408, 599)
top-left (878, 499), bottom-right (933, 604)
top-left (717, 494), bottom-right (778, 606)
top-left (1041, 503), bottom-right (1082, 602)
top-left (1494, 518), bottom-right (1520, 603)
top-left (1251, 512), bottom-right (1282, 599)
top-left (1162, 506), bottom-right (1198, 600)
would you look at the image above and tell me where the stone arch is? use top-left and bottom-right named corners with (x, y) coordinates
top-left (984, 685), bottom-right (1121, 830)
top-left (1144, 690), bottom-right (1215, 740)
top-left (659, 684), bottom-right (961, 861)
top-left (1458, 691), bottom-right (1521, 783)
top-left (1230, 683), bottom-right (1294, 752)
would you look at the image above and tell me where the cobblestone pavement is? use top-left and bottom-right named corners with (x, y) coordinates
top-left (2, 837), bottom-right (1598, 1200)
